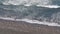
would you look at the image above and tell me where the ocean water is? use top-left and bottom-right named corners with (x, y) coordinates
top-left (0, 0), bottom-right (60, 26)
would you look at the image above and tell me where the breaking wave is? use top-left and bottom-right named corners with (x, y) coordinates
top-left (0, 17), bottom-right (60, 27)
top-left (2, 0), bottom-right (51, 5)
top-left (1, 0), bottom-right (60, 8)
top-left (36, 5), bottom-right (60, 8)
top-left (2, 3), bottom-right (60, 8)
top-left (0, 0), bottom-right (60, 27)
top-left (24, 5), bottom-right (60, 8)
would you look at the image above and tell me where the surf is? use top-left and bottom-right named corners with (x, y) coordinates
top-left (36, 5), bottom-right (60, 8)
top-left (2, 0), bottom-right (51, 5)
top-left (0, 17), bottom-right (60, 27)
top-left (1, 0), bottom-right (60, 8)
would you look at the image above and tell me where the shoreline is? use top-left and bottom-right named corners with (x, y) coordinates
top-left (0, 19), bottom-right (60, 34)
top-left (0, 17), bottom-right (60, 27)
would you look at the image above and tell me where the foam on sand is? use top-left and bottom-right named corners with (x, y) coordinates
top-left (19, 19), bottom-right (60, 27)
top-left (0, 17), bottom-right (60, 27)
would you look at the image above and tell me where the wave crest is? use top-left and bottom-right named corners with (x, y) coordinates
top-left (36, 5), bottom-right (60, 8)
top-left (0, 17), bottom-right (60, 27)
top-left (2, 0), bottom-right (52, 5)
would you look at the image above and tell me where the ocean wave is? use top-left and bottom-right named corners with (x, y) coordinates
top-left (0, 17), bottom-right (60, 27)
top-left (1, 0), bottom-right (60, 8)
top-left (19, 19), bottom-right (60, 27)
top-left (2, 0), bottom-right (51, 5)
top-left (36, 5), bottom-right (60, 8)
top-left (0, 17), bottom-right (15, 20)
top-left (1, 3), bottom-right (60, 8)
top-left (24, 5), bottom-right (60, 8)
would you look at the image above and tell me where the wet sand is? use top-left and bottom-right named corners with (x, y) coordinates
top-left (0, 19), bottom-right (60, 34)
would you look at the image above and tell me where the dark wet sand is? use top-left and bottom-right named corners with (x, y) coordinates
top-left (0, 19), bottom-right (60, 34)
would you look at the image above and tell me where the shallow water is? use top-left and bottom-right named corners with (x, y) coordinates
top-left (0, 0), bottom-right (60, 26)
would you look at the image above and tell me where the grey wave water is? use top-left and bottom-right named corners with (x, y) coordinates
top-left (0, 0), bottom-right (60, 9)
top-left (0, 0), bottom-right (60, 5)
top-left (0, 5), bottom-right (60, 24)
top-left (0, 0), bottom-right (60, 26)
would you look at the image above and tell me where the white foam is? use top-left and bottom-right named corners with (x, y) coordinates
top-left (23, 5), bottom-right (60, 8)
top-left (23, 4), bottom-right (60, 8)
top-left (18, 19), bottom-right (60, 27)
top-left (36, 5), bottom-right (60, 8)
top-left (0, 17), bottom-right (15, 20)
top-left (3, 2), bottom-right (60, 8)
top-left (2, 0), bottom-right (60, 8)
top-left (2, 0), bottom-right (51, 5)
top-left (24, 4), bottom-right (32, 6)
top-left (0, 17), bottom-right (60, 27)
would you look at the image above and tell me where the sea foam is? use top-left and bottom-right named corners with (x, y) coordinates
top-left (0, 17), bottom-right (60, 27)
